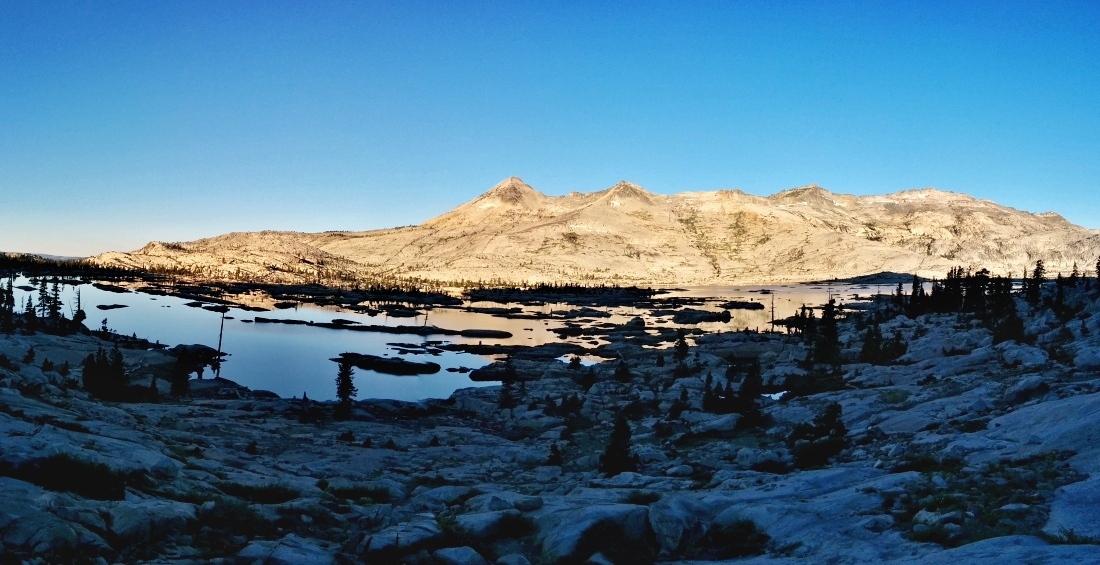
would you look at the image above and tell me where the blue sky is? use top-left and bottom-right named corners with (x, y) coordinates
top-left (2, 1), bottom-right (1098, 256)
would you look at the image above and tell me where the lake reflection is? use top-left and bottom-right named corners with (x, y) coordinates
top-left (10, 278), bottom-right (877, 402)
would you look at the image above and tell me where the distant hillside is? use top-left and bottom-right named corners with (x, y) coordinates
top-left (90, 177), bottom-right (1100, 286)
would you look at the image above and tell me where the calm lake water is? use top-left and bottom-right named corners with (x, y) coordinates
top-left (9, 277), bottom-right (874, 402)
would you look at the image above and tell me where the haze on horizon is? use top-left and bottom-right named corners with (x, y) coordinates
top-left (2, 2), bottom-right (1098, 257)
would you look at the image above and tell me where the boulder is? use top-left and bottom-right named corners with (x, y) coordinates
top-left (692, 413), bottom-right (741, 434)
top-left (495, 555), bottom-right (532, 565)
top-left (0, 478), bottom-right (111, 557)
top-left (1043, 477), bottom-right (1100, 539)
top-left (236, 534), bottom-right (334, 565)
top-left (107, 499), bottom-right (195, 544)
top-left (433, 546), bottom-right (489, 565)
top-left (647, 495), bottom-right (711, 555)
top-left (1003, 375), bottom-right (1049, 404)
top-left (1074, 348), bottom-right (1100, 370)
top-left (536, 504), bottom-right (650, 563)
top-left (665, 465), bottom-right (694, 477)
top-left (455, 510), bottom-right (522, 540)
top-left (997, 343), bottom-right (1048, 368)
top-left (359, 513), bottom-right (443, 559)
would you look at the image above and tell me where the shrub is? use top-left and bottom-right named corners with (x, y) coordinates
top-left (193, 498), bottom-right (274, 554)
top-left (787, 402), bottom-right (849, 468)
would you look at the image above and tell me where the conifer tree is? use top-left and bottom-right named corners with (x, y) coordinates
top-left (546, 443), bottom-right (564, 466)
top-left (1027, 259), bottom-right (1045, 305)
top-left (36, 279), bottom-right (49, 319)
top-left (335, 360), bottom-right (357, 420)
top-left (0, 278), bottom-right (13, 334)
top-left (702, 373), bottom-right (715, 412)
top-left (23, 296), bottom-right (37, 334)
top-left (613, 359), bottom-right (632, 383)
top-left (813, 299), bottom-right (841, 371)
top-left (599, 413), bottom-right (639, 476)
top-left (674, 329), bottom-right (689, 362)
top-left (47, 279), bottom-right (62, 329)
top-left (859, 324), bottom-right (883, 364)
top-left (82, 346), bottom-right (126, 400)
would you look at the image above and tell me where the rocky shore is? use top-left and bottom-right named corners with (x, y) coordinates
top-left (2, 279), bottom-right (1100, 564)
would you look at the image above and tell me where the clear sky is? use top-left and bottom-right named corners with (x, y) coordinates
top-left (2, 1), bottom-right (1098, 256)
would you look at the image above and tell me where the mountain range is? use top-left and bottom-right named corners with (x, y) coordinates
top-left (91, 177), bottom-right (1100, 286)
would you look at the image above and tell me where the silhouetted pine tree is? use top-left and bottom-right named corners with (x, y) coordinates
top-left (334, 360), bottom-right (357, 420)
top-left (599, 413), bottom-right (639, 476)
top-left (813, 299), bottom-right (841, 371)
top-left (0, 278), bottom-right (13, 334)
top-left (613, 360), bottom-right (632, 383)
top-left (859, 324), bottom-right (883, 363)
top-left (82, 346), bottom-right (126, 400)
top-left (1026, 260), bottom-right (1045, 305)
top-left (674, 329), bottom-right (689, 362)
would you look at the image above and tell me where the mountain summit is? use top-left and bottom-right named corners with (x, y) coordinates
top-left (91, 178), bottom-right (1100, 286)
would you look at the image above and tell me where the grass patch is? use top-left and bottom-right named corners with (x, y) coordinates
top-left (890, 451), bottom-right (1085, 548)
top-left (192, 497), bottom-right (276, 555)
top-left (216, 482), bottom-right (299, 504)
top-left (621, 489), bottom-right (662, 505)
top-left (328, 484), bottom-right (393, 504)
top-left (879, 389), bottom-right (911, 404)
top-left (1042, 527), bottom-right (1100, 545)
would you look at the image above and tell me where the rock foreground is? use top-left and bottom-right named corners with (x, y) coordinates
top-left (3, 281), bottom-right (1100, 563)
top-left (90, 178), bottom-right (1100, 286)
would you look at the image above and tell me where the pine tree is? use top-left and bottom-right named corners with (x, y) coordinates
top-left (47, 279), bottom-right (62, 328)
top-left (334, 360), bottom-right (357, 420)
top-left (1027, 260), bottom-right (1045, 305)
top-left (813, 299), bottom-right (841, 370)
top-left (859, 324), bottom-right (883, 364)
top-left (1069, 263), bottom-right (1080, 287)
top-left (0, 278), bottom-right (13, 334)
top-left (674, 329), bottom-right (689, 362)
top-left (82, 346), bottom-right (127, 400)
top-left (702, 373), bottom-right (715, 412)
top-left (599, 413), bottom-right (639, 476)
top-left (613, 360), bottom-right (632, 383)
top-left (36, 279), bottom-right (49, 319)
top-left (23, 296), bottom-right (37, 334)
top-left (546, 443), bottom-right (564, 466)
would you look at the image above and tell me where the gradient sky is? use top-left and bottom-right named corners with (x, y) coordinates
top-left (2, 1), bottom-right (1098, 256)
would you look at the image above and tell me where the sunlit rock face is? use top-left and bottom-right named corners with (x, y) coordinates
top-left (91, 178), bottom-right (1100, 286)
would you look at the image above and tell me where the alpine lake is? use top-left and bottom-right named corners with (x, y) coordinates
top-left (10, 277), bottom-right (896, 402)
